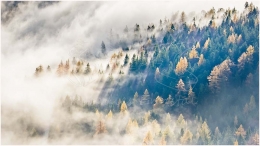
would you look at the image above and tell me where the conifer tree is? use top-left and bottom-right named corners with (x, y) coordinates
top-left (235, 124), bottom-right (246, 139)
top-left (155, 67), bottom-right (160, 79)
top-left (153, 96), bottom-right (164, 109)
top-left (151, 120), bottom-right (161, 136)
top-left (180, 129), bottom-right (193, 144)
top-left (85, 63), bottom-right (91, 74)
top-left (106, 110), bottom-right (113, 119)
top-left (189, 47), bottom-right (198, 59)
top-left (203, 38), bottom-right (210, 49)
top-left (133, 92), bottom-right (139, 106)
top-left (101, 41), bottom-right (106, 55)
top-left (143, 131), bottom-right (154, 145)
top-left (188, 86), bottom-right (196, 104)
top-left (213, 127), bottom-right (222, 145)
top-left (160, 135), bottom-right (167, 145)
top-left (199, 121), bottom-right (211, 144)
top-left (198, 54), bottom-right (204, 66)
top-left (249, 95), bottom-right (256, 111)
top-left (120, 101), bottom-right (128, 115)
top-left (95, 119), bottom-right (106, 134)
top-left (175, 57), bottom-right (188, 75)
top-left (165, 95), bottom-right (174, 107)
top-left (176, 79), bottom-right (185, 92)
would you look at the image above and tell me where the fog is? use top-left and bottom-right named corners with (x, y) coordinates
top-left (1, 1), bottom-right (255, 144)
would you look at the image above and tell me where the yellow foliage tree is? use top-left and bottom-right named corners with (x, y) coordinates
top-left (234, 139), bottom-right (238, 145)
top-left (180, 129), bottom-right (193, 144)
top-left (246, 45), bottom-right (254, 55)
top-left (106, 110), bottom-right (113, 119)
top-left (195, 42), bottom-right (200, 48)
top-left (143, 131), bottom-right (154, 145)
top-left (203, 38), bottom-right (210, 49)
top-left (120, 101), bottom-right (128, 115)
top-left (153, 96), bottom-right (164, 109)
top-left (227, 33), bottom-right (236, 44)
top-left (189, 47), bottom-right (198, 59)
top-left (175, 57), bottom-right (188, 75)
top-left (235, 124), bottom-right (246, 139)
top-left (198, 54), bottom-right (204, 66)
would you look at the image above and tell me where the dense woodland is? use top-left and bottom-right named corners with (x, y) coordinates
top-left (32, 2), bottom-right (259, 145)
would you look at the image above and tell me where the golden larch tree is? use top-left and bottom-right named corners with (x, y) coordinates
top-left (120, 101), bottom-right (128, 115)
top-left (234, 139), bottom-right (238, 145)
top-left (246, 45), bottom-right (254, 55)
top-left (175, 57), bottom-right (188, 75)
top-left (235, 124), bottom-right (246, 138)
top-left (227, 33), bottom-right (236, 44)
top-left (143, 131), bottom-right (154, 145)
top-left (153, 96), bottom-right (164, 109)
top-left (198, 54), bottom-right (204, 66)
top-left (252, 133), bottom-right (259, 145)
top-left (180, 129), bottom-right (193, 144)
top-left (106, 110), bottom-right (113, 120)
top-left (196, 42), bottom-right (200, 48)
top-left (126, 118), bottom-right (133, 134)
top-left (203, 38), bottom-right (210, 49)
top-left (189, 47), bottom-right (199, 59)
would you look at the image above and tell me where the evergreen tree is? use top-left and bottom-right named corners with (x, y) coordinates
top-left (85, 63), bottom-right (91, 74)
top-left (101, 41), bottom-right (106, 55)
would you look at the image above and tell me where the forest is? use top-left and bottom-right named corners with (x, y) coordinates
top-left (1, 1), bottom-right (259, 145)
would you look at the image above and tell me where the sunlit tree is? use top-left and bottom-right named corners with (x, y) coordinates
top-left (180, 129), bottom-right (193, 144)
top-left (143, 131), bottom-right (154, 145)
top-left (235, 124), bottom-right (246, 139)
top-left (175, 57), bottom-right (188, 75)
top-left (234, 139), bottom-right (238, 145)
top-left (189, 47), bottom-right (198, 59)
top-left (227, 33), bottom-right (236, 44)
top-left (120, 101), bottom-right (128, 115)
top-left (106, 110), bottom-right (113, 119)
top-left (153, 96), bottom-right (164, 109)
top-left (198, 54), bottom-right (204, 66)
top-left (195, 42), bottom-right (200, 48)
top-left (203, 38), bottom-right (210, 49)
